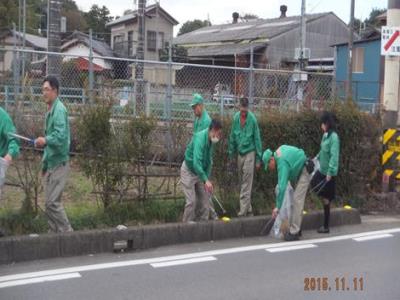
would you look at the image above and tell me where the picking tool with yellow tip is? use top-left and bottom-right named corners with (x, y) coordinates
top-left (209, 194), bottom-right (230, 220)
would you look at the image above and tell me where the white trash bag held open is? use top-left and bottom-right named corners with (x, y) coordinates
top-left (271, 183), bottom-right (294, 239)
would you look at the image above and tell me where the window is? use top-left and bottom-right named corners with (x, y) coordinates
top-left (157, 32), bottom-right (165, 50)
top-left (113, 35), bottom-right (123, 48)
top-left (0, 50), bottom-right (4, 62)
top-left (147, 30), bottom-right (157, 52)
top-left (352, 47), bottom-right (364, 73)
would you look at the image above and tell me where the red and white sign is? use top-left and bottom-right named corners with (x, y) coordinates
top-left (381, 26), bottom-right (400, 56)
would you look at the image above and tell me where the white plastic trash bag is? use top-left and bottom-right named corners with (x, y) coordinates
top-left (0, 157), bottom-right (9, 187)
top-left (271, 183), bottom-right (294, 239)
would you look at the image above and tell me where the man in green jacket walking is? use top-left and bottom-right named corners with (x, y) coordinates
top-left (35, 76), bottom-right (73, 233)
top-left (181, 120), bottom-right (222, 222)
top-left (191, 93), bottom-right (211, 133)
top-left (228, 98), bottom-right (262, 217)
top-left (263, 145), bottom-right (312, 241)
top-left (0, 107), bottom-right (20, 236)
top-left (0, 108), bottom-right (20, 165)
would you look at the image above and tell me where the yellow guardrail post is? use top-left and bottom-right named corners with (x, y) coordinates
top-left (382, 128), bottom-right (400, 192)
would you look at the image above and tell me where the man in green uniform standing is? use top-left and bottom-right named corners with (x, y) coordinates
top-left (181, 120), bottom-right (222, 222)
top-left (228, 97), bottom-right (262, 217)
top-left (0, 107), bottom-right (20, 236)
top-left (35, 76), bottom-right (73, 233)
top-left (191, 93), bottom-right (211, 133)
top-left (262, 145), bottom-right (313, 241)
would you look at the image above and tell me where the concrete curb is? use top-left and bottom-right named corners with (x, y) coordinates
top-left (0, 208), bottom-right (360, 264)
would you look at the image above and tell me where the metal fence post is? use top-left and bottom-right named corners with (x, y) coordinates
top-left (167, 41), bottom-right (172, 122)
top-left (146, 81), bottom-right (150, 116)
top-left (5, 85), bottom-right (9, 111)
top-left (332, 46), bottom-right (337, 100)
top-left (88, 29), bottom-right (94, 103)
top-left (165, 41), bottom-right (173, 164)
top-left (249, 46), bottom-right (254, 107)
top-left (12, 23), bottom-right (19, 102)
top-left (220, 90), bottom-right (224, 117)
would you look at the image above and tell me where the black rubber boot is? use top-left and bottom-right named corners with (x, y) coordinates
top-left (317, 226), bottom-right (330, 234)
top-left (284, 232), bottom-right (300, 241)
top-left (317, 203), bottom-right (330, 234)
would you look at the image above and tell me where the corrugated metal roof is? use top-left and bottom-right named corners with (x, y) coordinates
top-left (174, 13), bottom-right (329, 45)
top-left (12, 30), bottom-right (47, 49)
top-left (332, 36), bottom-right (381, 47)
top-left (62, 31), bottom-right (114, 57)
top-left (106, 4), bottom-right (179, 27)
top-left (187, 42), bottom-right (267, 57)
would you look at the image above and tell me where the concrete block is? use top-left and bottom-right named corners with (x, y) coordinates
top-left (179, 221), bottom-right (212, 243)
top-left (9, 234), bottom-right (60, 262)
top-left (242, 216), bottom-right (266, 237)
top-left (142, 223), bottom-right (180, 249)
top-left (59, 230), bottom-right (108, 257)
top-left (212, 219), bottom-right (242, 240)
top-left (330, 208), bottom-right (361, 226)
top-left (0, 238), bottom-right (12, 264)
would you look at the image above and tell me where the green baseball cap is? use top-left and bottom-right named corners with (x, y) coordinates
top-left (190, 93), bottom-right (204, 107)
top-left (262, 149), bottom-right (273, 171)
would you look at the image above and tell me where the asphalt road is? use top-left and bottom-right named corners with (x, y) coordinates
top-left (1, 215), bottom-right (400, 300)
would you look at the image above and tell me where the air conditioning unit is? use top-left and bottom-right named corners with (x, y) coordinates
top-left (294, 48), bottom-right (311, 60)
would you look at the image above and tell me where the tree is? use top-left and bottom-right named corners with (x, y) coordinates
top-left (84, 5), bottom-right (113, 43)
top-left (365, 8), bottom-right (386, 27)
top-left (0, 0), bottom-right (44, 34)
top-left (61, 0), bottom-right (87, 33)
top-left (353, 7), bottom-right (386, 32)
top-left (241, 13), bottom-right (259, 21)
top-left (177, 19), bottom-right (211, 36)
top-left (0, 0), bottom-right (19, 30)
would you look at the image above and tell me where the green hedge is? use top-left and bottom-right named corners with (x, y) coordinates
top-left (0, 102), bottom-right (381, 235)
top-left (213, 102), bottom-right (381, 215)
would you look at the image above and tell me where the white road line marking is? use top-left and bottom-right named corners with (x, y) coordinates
top-left (150, 256), bottom-right (217, 268)
top-left (353, 233), bottom-right (393, 242)
top-left (1, 227), bottom-right (399, 284)
top-left (0, 273), bottom-right (81, 289)
top-left (266, 244), bottom-right (317, 253)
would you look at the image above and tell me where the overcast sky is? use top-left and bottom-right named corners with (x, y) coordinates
top-left (77, 0), bottom-right (386, 34)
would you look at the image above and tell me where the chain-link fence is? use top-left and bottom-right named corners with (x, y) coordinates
top-left (335, 80), bottom-right (381, 113)
top-left (0, 46), bottom-right (383, 159)
top-left (0, 45), bottom-right (384, 229)
top-left (0, 47), bottom-right (338, 115)
top-left (0, 46), bottom-right (382, 163)
top-left (0, 47), bottom-right (381, 118)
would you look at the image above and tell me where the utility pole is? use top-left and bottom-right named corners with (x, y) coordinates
top-left (89, 29), bottom-right (94, 103)
top-left (135, 0), bottom-right (146, 115)
top-left (18, 0), bottom-right (22, 37)
top-left (47, 0), bottom-right (62, 77)
top-left (346, 0), bottom-right (355, 100)
top-left (299, 0), bottom-right (306, 71)
top-left (22, 0), bottom-right (26, 81)
top-left (383, 0), bottom-right (400, 127)
top-left (12, 23), bottom-right (19, 98)
top-left (294, 0), bottom-right (307, 107)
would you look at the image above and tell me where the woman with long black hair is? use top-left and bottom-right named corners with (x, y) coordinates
top-left (311, 112), bottom-right (340, 234)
